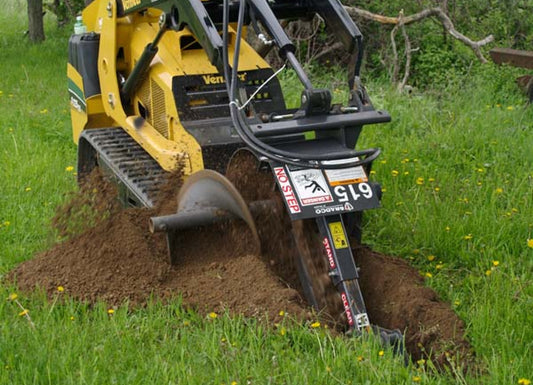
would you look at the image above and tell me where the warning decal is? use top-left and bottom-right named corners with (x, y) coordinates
top-left (270, 161), bottom-right (381, 221)
top-left (288, 169), bottom-right (333, 206)
top-left (324, 166), bottom-right (368, 186)
top-left (274, 167), bottom-right (301, 214)
top-left (329, 221), bottom-right (348, 249)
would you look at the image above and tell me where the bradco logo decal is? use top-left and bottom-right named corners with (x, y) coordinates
top-left (323, 237), bottom-right (335, 269)
top-left (314, 204), bottom-right (345, 215)
top-left (202, 73), bottom-right (247, 85)
top-left (344, 202), bottom-right (354, 211)
top-left (274, 167), bottom-right (301, 214)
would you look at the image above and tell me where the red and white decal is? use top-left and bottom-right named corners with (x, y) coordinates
top-left (322, 237), bottom-right (336, 269)
top-left (274, 167), bottom-right (301, 214)
top-left (341, 292), bottom-right (354, 326)
top-left (288, 169), bottom-right (333, 206)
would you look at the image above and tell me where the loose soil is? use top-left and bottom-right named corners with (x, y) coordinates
top-left (10, 164), bottom-right (473, 370)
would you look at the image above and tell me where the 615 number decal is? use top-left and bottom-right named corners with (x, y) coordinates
top-left (333, 182), bottom-right (373, 202)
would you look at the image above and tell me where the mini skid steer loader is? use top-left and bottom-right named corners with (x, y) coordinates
top-left (67, 0), bottom-right (402, 345)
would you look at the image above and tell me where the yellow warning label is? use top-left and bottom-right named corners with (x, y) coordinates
top-left (329, 222), bottom-right (348, 249)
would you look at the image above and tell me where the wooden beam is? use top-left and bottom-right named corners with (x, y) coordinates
top-left (489, 47), bottom-right (533, 69)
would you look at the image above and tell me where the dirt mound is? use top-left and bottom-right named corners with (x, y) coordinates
top-left (12, 170), bottom-right (308, 323)
top-left (9, 167), bottom-right (472, 370)
top-left (354, 246), bottom-right (473, 368)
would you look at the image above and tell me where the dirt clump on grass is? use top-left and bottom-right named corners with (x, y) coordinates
top-left (10, 167), bottom-right (473, 370)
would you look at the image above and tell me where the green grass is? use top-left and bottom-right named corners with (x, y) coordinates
top-left (1, 1), bottom-right (532, 384)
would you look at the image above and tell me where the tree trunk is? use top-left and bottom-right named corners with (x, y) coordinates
top-left (27, 0), bottom-right (45, 42)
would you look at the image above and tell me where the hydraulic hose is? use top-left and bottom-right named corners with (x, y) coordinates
top-left (222, 0), bottom-right (380, 169)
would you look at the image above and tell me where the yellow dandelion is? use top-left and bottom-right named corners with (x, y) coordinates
top-left (404, 171), bottom-right (409, 175)
top-left (463, 234), bottom-right (473, 241)
top-left (107, 309), bottom-right (115, 314)
top-left (512, 208), bottom-right (519, 213)
top-left (25, 187), bottom-right (31, 192)
top-left (370, 170), bottom-right (376, 175)
top-left (477, 168), bottom-right (484, 173)
top-left (380, 160), bottom-right (387, 164)
top-left (19, 309), bottom-right (29, 317)
top-left (445, 226), bottom-right (450, 232)
top-left (278, 310), bottom-right (285, 316)
top-left (496, 104), bottom-right (501, 108)
top-left (231, 381), bottom-right (237, 385)
top-left (417, 359), bottom-right (426, 365)
top-left (326, 366), bottom-right (332, 373)
top-left (381, 187), bottom-right (387, 192)
top-left (436, 264), bottom-right (444, 270)
top-left (8, 293), bottom-right (18, 301)
top-left (280, 327), bottom-right (286, 336)
top-left (434, 187), bottom-right (440, 192)
top-left (221, 337), bottom-right (226, 342)
top-left (492, 260), bottom-right (500, 267)
top-left (506, 106), bottom-right (514, 111)
top-left (39, 109), bottom-right (48, 114)
top-left (425, 272), bottom-right (433, 278)
top-left (412, 376), bottom-right (421, 382)
top-left (465, 211), bottom-right (472, 215)
top-left (428, 178), bottom-right (435, 182)
top-left (454, 300), bottom-right (461, 306)
top-left (495, 188), bottom-right (503, 194)
top-left (391, 170), bottom-right (399, 177)
top-left (57, 286), bottom-right (64, 292)
top-left (378, 350), bottom-right (384, 357)
top-left (208, 312), bottom-right (218, 319)
top-left (310, 321), bottom-right (321, 328)
top-left (3, 221), bottom-right (10, 226)
top-left (485, 270), bottom-right (492, 276)
top-left (416, 177), bottom-right (424, 185)
top-left (427, 255), bottom-right (435, 262)
top-left (518, 379), bottom-right (531, 385)
top-left (357, 356), bottom-right (364, 362)
top-left (477, 182), bottom-right (482, 186)
top-left (70, 316), bottom-right (75, 321)
top-left (183, 320), bottom-right (190, 326)
top-left (65, 166), bottom-right (74, 172)
top-left (527, 239), bottom-right (533, 249)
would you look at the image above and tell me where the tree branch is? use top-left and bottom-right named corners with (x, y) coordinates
top-left (344, 6), bottom-right (494, 63)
